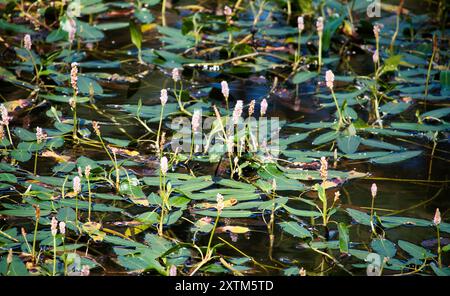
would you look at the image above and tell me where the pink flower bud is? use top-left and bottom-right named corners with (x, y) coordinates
top-left (434, 208), bottom-right (441, 225)
top-left (325, 70), bottom-right (334, 89)
top-left (160, 156), bottom-right (168, 176)
top-left (160, 89), bottom-right (168, 106)
top-left (51, 217), bottom-right (58, 236)
top-left (24, 34), bottom-right (32, 51)
top-left (316, 17), bottom-right (324, 33)
top-left (260, 99), bottom-right (268, 116)
top-left (221, 81), bottom-right (229, 99)
top-left (73, 176), bottom-right (81, 194)
top-left (371, 183), bottom-right (377, 198)
top-left (297, 16), bottom-right (304, 32)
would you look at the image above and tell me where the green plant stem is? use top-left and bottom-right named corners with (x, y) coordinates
top-left (33, 151), bottom-right (38, 175)
top-left (296, 31), bottom-right (302, 65)
top-left (370, 196), bottom-right (376, 235)
top-left (52, 235), bottom-right (57, 276)
top-left (75, 193), bottom-right (79, 230)
top-left (156, 105), bottom-right (165, 154)
top-left (158, 173), bottom-right (166, 236)
top-left (318, 32), bottom-right (322, 72)
top-left (87, 177), bottom-right (92, 221)
top-left (330, 89), bottom-right (344, 129)
top-left (32, 215), bottom-right (39, 262)
top-left (425, 41), bottom-right (436, 99)
top-left (437, 225), bottom-right (442, 268)
top-left (286, 0), bottom-right (291, 22)
top-left (207, 213), bottom-right (221, 253)
top-left (72, 103), bottom-right (78, 141)
top-left (389, 1), bottom-right (403, 53)
top-left (161, 0), bottom-right (166, 26)
top-left (5, 125), bottom-right (14, 148)
top-left (372, 90), bottom-right (382, 128)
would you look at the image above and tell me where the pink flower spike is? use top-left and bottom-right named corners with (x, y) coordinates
top-left (371, 183), bottom-right (377, 198)
top-left (260, 99), bottom-right (268, 116)
top-left (434, 208), bottom-right (441, 225)
top-left (325, 70), bottom-right (334, 89)
top-left (160, 89), bottom-right (168, 106)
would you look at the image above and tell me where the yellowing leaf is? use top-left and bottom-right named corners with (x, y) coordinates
top-left (41, 150), bottom-right (71, 162)
top-left (141, 23), bottom-right (157, 33)
top-left (217, 226), bottom-right (251, 234)
top-left (82, 222), bottom-right (105, 242)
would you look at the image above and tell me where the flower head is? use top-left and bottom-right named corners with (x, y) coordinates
top-left (224, 5), bottom-right (232, 16)
top-left (316, 17), bottom-right (324, 34)
top-left (371, 183), bottom-right (377, 198)
top-left (373, 24), bottom-right (381, 39)
top-left (248, 99), bottom-right (256, 116)
top-left (216, 193), bottom-right (225, 213)
top-left (260, 99), bottom-right (268, 116)
top-left (373, 50), bottom-right (379, 64)
top-left (36, 127), bottom-right (47, 144)
top-left (325, 70), bottom-right (335, 89)
top-left (232, 100), bottom-right (244, 124)
top-left (69, 98), bottom-right (76, 109)
top-left (51, 217), bottom-right (58, 236)
top-left (160, 89), bottom-right (168, 106)
top-left (84, 165), bottom-right (91, 178)
top-left (7, 249), bottom-right (13, 264)
top-left (59, 221), bottom-right (66, 236)
top-left (24, 34), bottom-right (32, 50)
top-left (68, 19), bottom-right (76, 44)
top-left (319, 156), bottom-right (328, 181)
top-left (169, 265), bottom-right (177, 276)
top-left (92, 121), bottom-right (100, 136)
top-left (221, 81), bottom-right (229, 99)
top-left (172, 68), bottom-right (180, 82)
top-left (334, 191), bottom-right (341, 202)
top-left (0, 125), bottom-right (4, 141)
top-left (297, 16), bottom-right (304, 32)
top-left (81, 265), bottom-right (90, 276)
top-left (434, 208), bottom-right (441, 225)
top-left (0, 104), bottom-right (10, 126)
top-left (299, 267), bottom-right (306, 276)
top-left (192, 110), bottom-right (201, 132)
top-left (160, 156), bottom-right (168, 176)
top-left (70, 62), bottom-right (78, 95)
top-left (73, 176), bottom-right (81, 194)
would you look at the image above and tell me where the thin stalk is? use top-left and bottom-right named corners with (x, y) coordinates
top-left (425, 35), bottom-right (437, 99)
top-left (156, 105), bottom-right (165, 155)
top-left (161, 0), bottom-right (167, 27)
top-left (158, 173), bottom-right (166, 236)
top-left (33, 151), bottom-right (38, 175)
top-left (389, 0), bottom-right (404, 53)
top-left (72, 102), bottom-right (78, 141)
top-left (31, 210), bottom-right (40, 263)
top-left (21, 229), bottom-right (32, 255)
top-left (437, 225), bottom-right (442, 268)
top-left (330, 89), bottom-right (344, 129)
top-left (286, 0), bottom-right (291, 23)
top-left (428, 136), bottom-right (437, 181)
top-left (207, 213), bottom-right (221, 252)
top-left (370, 195), bottom-right (376, 235)
top-left (87, 177), bottom-right (92, 221)
top-left (52, 235), bottom-right (57, 276)
top-left (318, 32), bottom-right (323, 72)
top-left (5, 125), bottom-right (14, 148)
